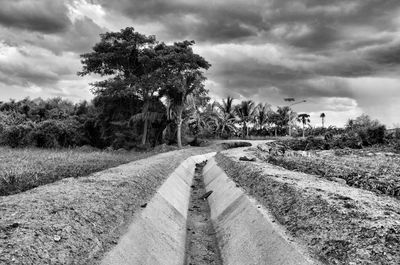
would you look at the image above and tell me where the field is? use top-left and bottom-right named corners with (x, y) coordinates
top-left (0, 145), bottom-right (177, 196)
top-left (2, 139), bottom-right (400, 264)
top-left (217, 146), bottom-right (400, 265)
top-left (256, 142), bottom-right (400, 199)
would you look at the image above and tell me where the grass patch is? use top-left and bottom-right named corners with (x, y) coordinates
top-left (0, 147), bottom-right (169, 196)
top-left (221, 141), bottom-right (252, 149)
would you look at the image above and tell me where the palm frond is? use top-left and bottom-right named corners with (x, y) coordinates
top-left (129, 111), bottom-right (165, 126)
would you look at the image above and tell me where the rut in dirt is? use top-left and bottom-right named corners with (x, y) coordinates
top-left (184, 161), bottom-right (222, 265)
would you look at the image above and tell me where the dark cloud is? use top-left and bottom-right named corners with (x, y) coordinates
top-left (367, 42), bottom-right (400, 66)
top-left (0, 0), bottom-right (71, 33)
top-left (98, 0), bottom-right (269, 43)
top-left (43, 17), bottom-right (107, 54)
top-left (0, 63), bottom-right (60, 87)
top-left (97, 0), bottom-right (400, 53)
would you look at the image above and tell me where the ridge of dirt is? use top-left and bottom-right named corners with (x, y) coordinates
top-left (215, 148), bottom-right (400, 265)
top-left (256, 147), bottom-right (400, 199)
top-left (0, 146), bottom-right (219, 265)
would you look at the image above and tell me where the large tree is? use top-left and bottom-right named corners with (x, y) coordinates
top-left (157, 41), bottom-right (211, 148)
top-left (78, 27), bottom-right (164, 146)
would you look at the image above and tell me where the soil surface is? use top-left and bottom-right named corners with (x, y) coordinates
top-left (0, 146), bottom-right (219, 265)
top-left (257, 145), bottom-right (400, 199)
top-left (216, 147), bottom-right (400, 265)
top-left (185, 161), bottom-right (222, 265)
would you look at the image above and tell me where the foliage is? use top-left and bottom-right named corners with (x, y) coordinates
top-left (346, 114), bottom-right (386, 146)
top-left (0, 97), bottom-right (95, 149)
top-left (2, 122), bottom-right (34, 148)
top-left (221, 141), bottom-right (252, 149)
top-left (297, 113), bottom-right (311, 137)
top-left (29, 119), bottom-right (84, 148)
top-left (234, 100), bottom-right (257, 138)
top-left (157, 40), bottom-right (211, 147)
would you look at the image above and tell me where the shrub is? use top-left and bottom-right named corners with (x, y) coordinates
top-left (221, 141), bottom-right (252, 149)
top-left (30, 119), bottom-right (83, 148)
top-left (395, 129), bottom-right (400, 139)
top-left (2, 123), bottom-right (34, 147)
top-left (356, 125), bottom-right (386, 146)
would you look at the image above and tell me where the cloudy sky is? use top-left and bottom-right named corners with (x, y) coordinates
top-left (0, 0), bottom-right (399, 127)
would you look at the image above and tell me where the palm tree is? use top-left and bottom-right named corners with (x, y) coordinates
top-left (218, 96), bottom-right (235, 118)
top-left (187, 98), bottom-right (220, 136)
top-left (271, 106), bottom-right (295, 136)
top-left (320, 113), bottom-right (326, 128)
top-left (297, 113), bottom-right (311, 138)
top-left (129, 94), bottom-right (164, 145)
top-left (235, 100), bottom-right (257, 138)
top-left (255, 103), bottom-right (271, 130)
top-left (215, 96), bottom-right (237, 137)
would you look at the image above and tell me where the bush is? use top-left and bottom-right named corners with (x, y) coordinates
top-left (355, 125), bottom-right (386, 146)
top-left (332, 133), bottom-right (363, 149)
top-left (2, 123), bottom-right (34, 147)
top-left (30, 119), bottom-right (83, 148)
top-left (221, 141), bottom-right (252, 149)
top-left (395, 129), bottom-right (400, 139)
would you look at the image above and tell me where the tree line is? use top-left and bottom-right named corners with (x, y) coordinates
top-left (0, 94), bottom-right (320, 149)
top-left (0, 27), bottom-right (389, 150)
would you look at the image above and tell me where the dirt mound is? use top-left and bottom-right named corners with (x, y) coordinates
top-left (216, 149), bottom-right (400, 265)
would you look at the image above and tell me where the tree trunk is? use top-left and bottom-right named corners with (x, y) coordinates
top-left (221, 124), bottom-right (226, 137)
top-left (243, 122), bottom-right (247, 139)
top-left (141, 119), bottom-right (148, 145)
top-left (322, 118), bottom-right (325, 128)
top-left (141, 101), bottom-right (149, 145)
top-left (176, 106), bottom-right (183, 148)
top-left (275, 127), bottom-right (277, 137)
top-left (302, 123), bottom-right (305, 138)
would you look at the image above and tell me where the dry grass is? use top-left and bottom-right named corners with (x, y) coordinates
top-left (261, 149), bottom-right (400, 199)
top-left (0, 147), bottom-right (166, 196)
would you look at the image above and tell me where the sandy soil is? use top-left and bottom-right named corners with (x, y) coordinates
top-left (216, 147), bottom-right (400, 265)
top-left (0, 146), bottom-right (218, 265)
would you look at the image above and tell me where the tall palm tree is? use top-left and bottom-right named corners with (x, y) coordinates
top-left (320, 112), bottom-right (326, 128)
top-left (215, 96), bottom-right (237, 137)
top-left (218, 96), bottom-right (235, 118)
top-left (297, 113), bottom-right (311, 138)
top-left (255, 103), bottom-right (271, 130)
top-left (235, 100), bottom-right (257, 138)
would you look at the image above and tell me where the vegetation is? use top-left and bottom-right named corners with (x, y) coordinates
top-left (0, 27), bottom-right (395, 151)
top-left (0, 146), bottom-right (178, 196)
top-left (297, 113), bottom-right (310, 138)
top-left (259, 143), bottom-right (400, 199)
top-left (79, 28), bottom-right (210, 148)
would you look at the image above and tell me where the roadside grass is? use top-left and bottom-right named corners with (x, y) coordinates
top-left (0, 147), bottom-right (170, 196)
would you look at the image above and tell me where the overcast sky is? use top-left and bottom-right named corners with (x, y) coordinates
top-left (0, 0), bottom-right (399, 127)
